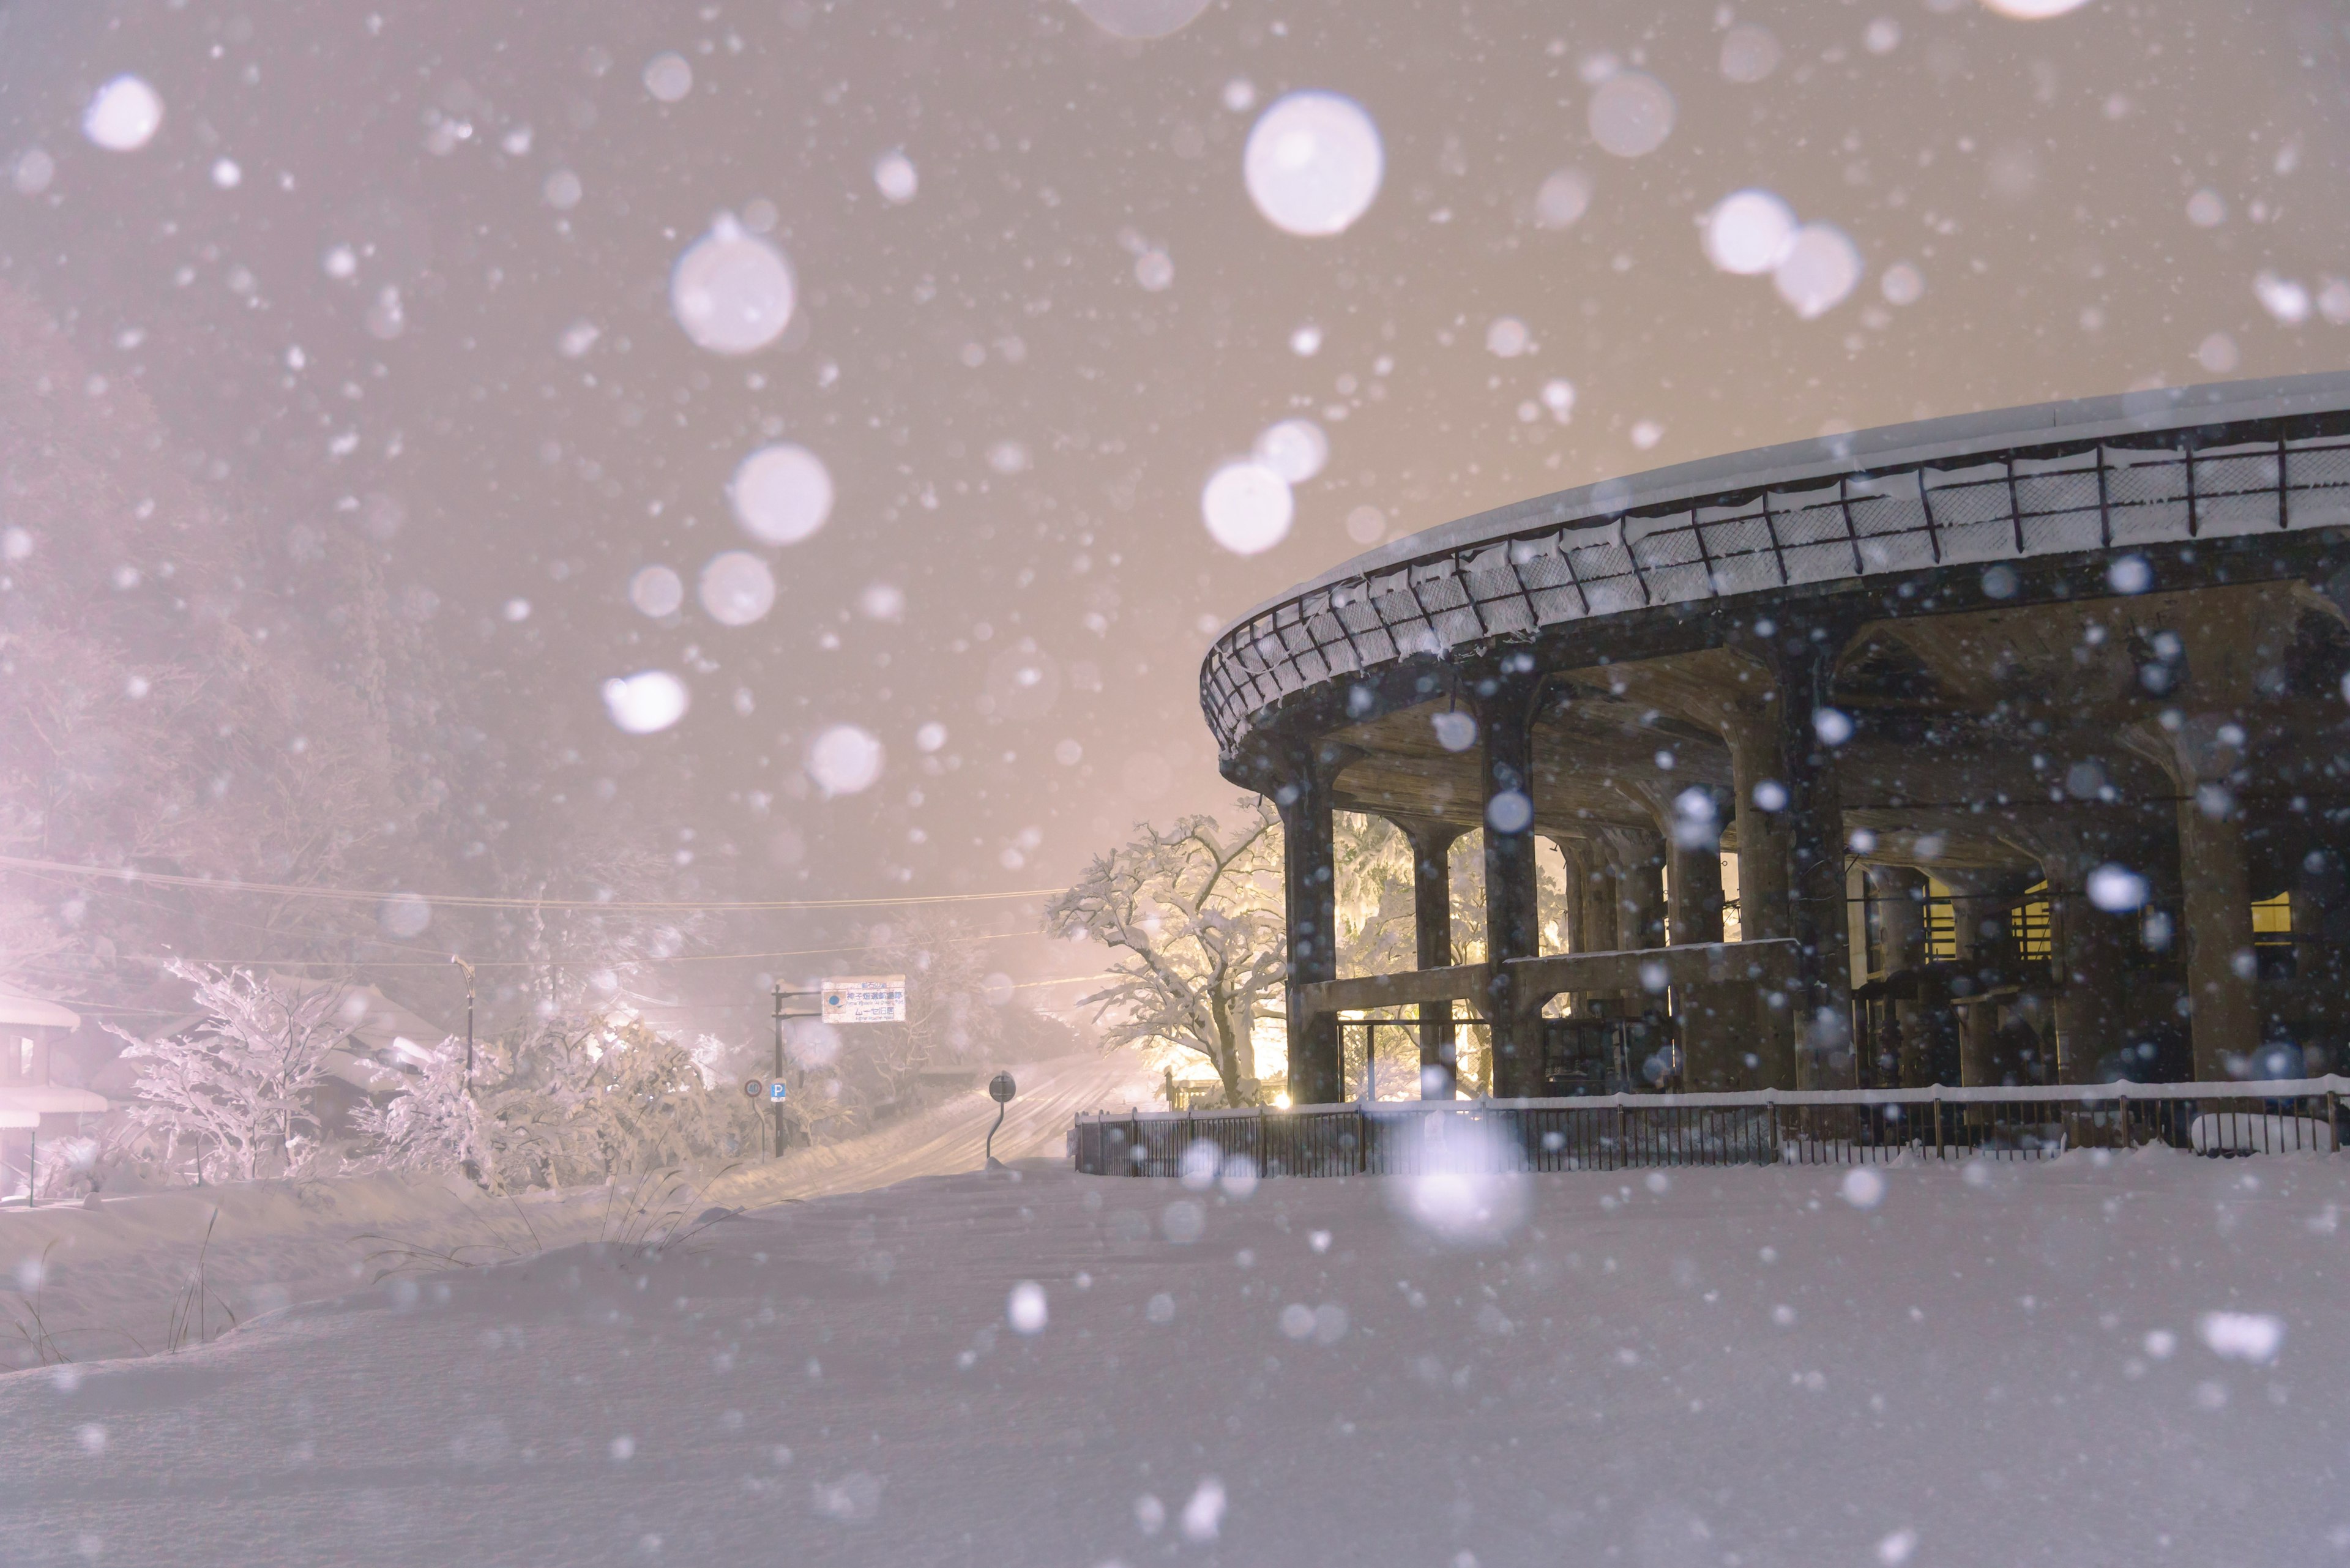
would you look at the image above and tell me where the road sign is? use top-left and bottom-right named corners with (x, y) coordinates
top-left (742, 1079), bottom-right (763, 1099)
top-left (821, 975), bottom-right (906, 1023)
top-left (989, 1072), bottom-right (1017, 1103)
top-left (769, 1080), bottom-right (789, 1102)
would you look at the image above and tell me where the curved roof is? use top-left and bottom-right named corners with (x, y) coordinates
top-left (1202, 369), bottom-right (2350, 750)
top-left (0, 988), bottom-right (80, 1029)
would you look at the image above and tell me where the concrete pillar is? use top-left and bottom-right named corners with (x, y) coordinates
top-left (2293, 846), bottom-right (2344, 991)
top-left (1941, 871), bottom-right (2009, 1088)
top-left (1867, 864), bottom-right (1931, 1086)
top-left (1583, 857), bottom-right (1621, 955)
top-left (1721, 715), bottom-right (1793, 943)
top-left (1670, 827), bottom-right (1727, 947)
top-left (1674, 823), bottom-right (1739, 1090)
top-left (1721, 712), bottom-right (1797, 1089)
top-left (2051, 859), bottom-right (2129, 1085)
top-left (1278, 765), bottom-right (1341, 1106)
top-left (1602, 826), bottom-right (1668, 1038)
top-left (1398, 818), bottom-right (1467, 1099)
top-left (2296, 846), bottom-right (2348, 1073)
top-left (2178, 796), bottom-right (2257, 1081)
top-left (2130, 715), bottom-right (2259, 1081)
top-left (1771, 633), bottom-right (1856, 1089)
top-left (1553, 835), bottom-right (1605, 1028)
top-left (1554, 837), bottom-right (1595, 955)
top-left (1618, 828), bottom-right (1668, 953)
top-left (1480, 676), bottom-right (1542, 1098)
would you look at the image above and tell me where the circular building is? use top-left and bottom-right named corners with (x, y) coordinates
top-left (1206, 371), bottom-right (2350, 1107)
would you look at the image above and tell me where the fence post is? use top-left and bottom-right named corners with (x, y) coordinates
top-left (1931, 1089), bottom-right (1944, 1162)
top-left (2330, 1091), bottom-right (2341, 1154)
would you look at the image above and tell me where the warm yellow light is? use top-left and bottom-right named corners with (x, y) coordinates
top-left (1272, 1091), bottom-right (1292, 1108)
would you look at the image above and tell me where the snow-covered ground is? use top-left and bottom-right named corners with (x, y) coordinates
top-left (2, 1132), bottom-right (2342, 1566)
top-left (0, 1050), bottom-right (1152, 1377)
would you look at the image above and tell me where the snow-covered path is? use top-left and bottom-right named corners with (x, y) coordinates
top-left (703, 1046), bottom-right (1157, 1211)
top-left (3, 1145), bottom-right (2344, 1566)
top-left (0, 1051), bottom-right (1151, 1376)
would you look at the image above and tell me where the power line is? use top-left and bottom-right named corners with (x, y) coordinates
top-left (634, 970), bottom-right (1110, 1010)
top-left (104, 928), bottom-right (1051, 971)
top-left (0, 853), bottom-right (1062, 913)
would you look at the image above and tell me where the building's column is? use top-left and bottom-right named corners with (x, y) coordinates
top-left (1602, 825), bottom-right (1668, 1040)
top-left (1867, 864), bottom-right (1931, 1086)
top-left (2296, 846), bottom-right (2348, 1073)
top-left (1277, 759), bottom-right (1341, 1107)
top-left (1552, 836), bottom-right (1594, 954)
top-left (1770, 633), bottom-right (1856, 1090)
top-left (2129, 716), bottom-right (2259, 1081)
top-left (1584, 854), bottom-right (1622, 955)
top-left (1665, 801), bottom-right (1734, 1089)
top-left (2178, 794), bottom-right (2257, 1081)
top-left (1398, 818), bottom-right (1468, 1099)
top-left (1720, 711), bottom-right (1797, 1089)
top-left (2048, 855), bottom-right (2128, 1085)
top-left (1941, 871), bottom-right (2008, 1088)
top-left (1619, 828), bottom-right (1668, 954)
top-left (1550, 834), bottom-right (1599, 1026)
top-left (1481, 674), bottom-right (1543, 1099)
top-left (1670, 819), bottom-right (1727, 947)
top-left (1721, 712), bottom-right (1793, 943)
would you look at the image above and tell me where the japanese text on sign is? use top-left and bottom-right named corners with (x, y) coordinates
top-left (821, 975), bottom-right (906, 1023)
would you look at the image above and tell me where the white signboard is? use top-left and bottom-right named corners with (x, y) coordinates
top-left (821, 975), bottom-right (906, 1023)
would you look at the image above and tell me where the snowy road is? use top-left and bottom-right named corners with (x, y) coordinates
top-left (4, 1144), bottom-right (2346, 1565)
top-left (704, 1047), bottom-right (1158, 1211)
top-left (0, 1050), bottom-right (1151, 1377)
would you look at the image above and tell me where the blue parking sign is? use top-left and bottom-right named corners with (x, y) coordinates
top-left (769, 1081), bottom-right (788, 1102)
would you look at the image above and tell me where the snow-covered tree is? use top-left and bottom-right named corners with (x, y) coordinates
top-left (348, 1035), bottom-right (490, 1184)
top-left (1046, 798), bottom-right (1289, 1105)
top-left (107, 963), bottom-right (344, 1182)
top-left (360, 1013), bottom-right (763, 1192)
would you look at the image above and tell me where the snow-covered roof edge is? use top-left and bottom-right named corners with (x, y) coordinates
top-left (0, 990), bottom-right (81, 1029)
top-left (1220, 367), bottom-right (2350, 637)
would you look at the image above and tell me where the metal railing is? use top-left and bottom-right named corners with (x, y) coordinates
top-left (1199, 419), bottom-right (2350, 748)
top-left (1071, 1077), bottom-right (2348, 1177)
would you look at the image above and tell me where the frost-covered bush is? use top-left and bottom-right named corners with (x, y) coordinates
top-left (348, 1035), bottom-right (491, 1184)
top-left (106, 962), bottom-right (344, 1182)
top-left (361, 1014), bottom-right (765, 1193)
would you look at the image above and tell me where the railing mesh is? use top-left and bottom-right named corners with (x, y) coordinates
top-left (1072, 1080), bottom-right (2348, 1178)
top-left (1200, 426), bottom-right (2350, 749)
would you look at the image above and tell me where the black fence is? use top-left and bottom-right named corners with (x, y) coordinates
top-left (1071, 1080), bottom-right (2347, 1178)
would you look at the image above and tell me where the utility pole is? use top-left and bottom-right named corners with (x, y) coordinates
top-left (451, 956), bottom-right (477, 1081)
top-left (766, 983), bottom-right (821, 1159)
top-left (772, 980), bottom-right (786, 1157)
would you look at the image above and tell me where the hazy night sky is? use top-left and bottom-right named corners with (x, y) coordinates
top-left (5, 0), bottom-right (2348, 1029)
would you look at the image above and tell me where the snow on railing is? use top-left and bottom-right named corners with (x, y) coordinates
top-left (1072, 1077), bottom-right (2348, 1176)
top-left (1199, 420), bottom-right (2350, 748)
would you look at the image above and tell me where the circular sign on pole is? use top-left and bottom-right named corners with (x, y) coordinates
top-left (984, 1071), bottom-right (1018, 1171)
top-left (743, 1078), bottom-right (763, 1099)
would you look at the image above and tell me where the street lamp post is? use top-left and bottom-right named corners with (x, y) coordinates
top-left (450, 956), bottom-right (477, 1082)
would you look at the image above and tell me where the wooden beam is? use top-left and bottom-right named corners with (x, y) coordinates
top-left (1297, 965), bottom-right (1490, 1017)
top-left (1500, 938), bottom-right (1799, 1015)
top-left (1295, 938), bottom-right (1801, 1020)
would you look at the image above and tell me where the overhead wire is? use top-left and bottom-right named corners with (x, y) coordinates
top-left (0, 853), bottom-right (1061, 913)
top-left (99, 927), bottom-right (1055, 971)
